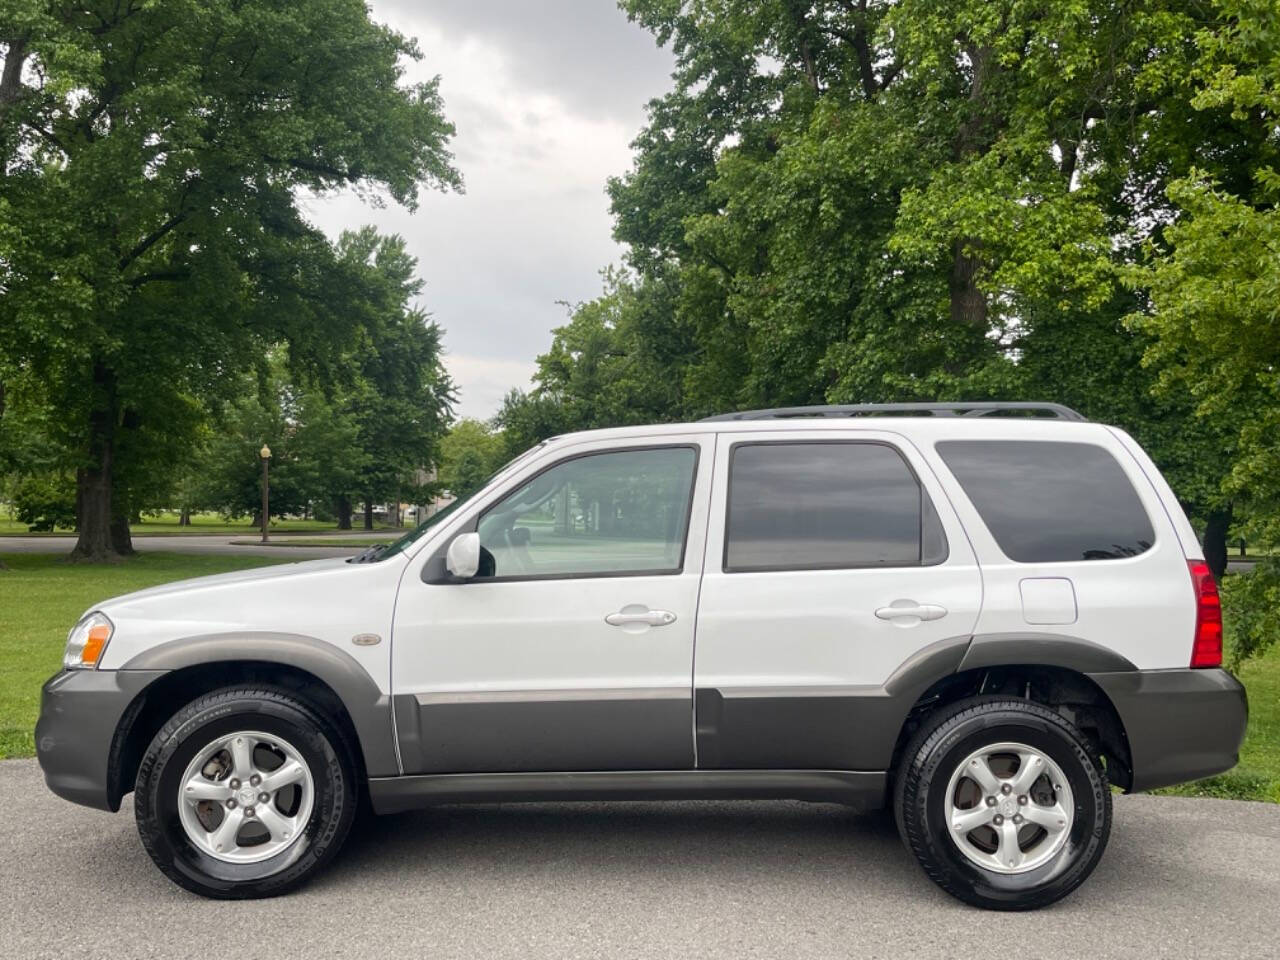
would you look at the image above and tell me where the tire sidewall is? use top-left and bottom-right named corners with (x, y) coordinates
top-left (905, 703), bottom-right (1110, 909)
top-left (136, 691), bottom-right (353, 898)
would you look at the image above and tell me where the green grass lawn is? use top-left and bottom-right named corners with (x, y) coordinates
top-left (0, 510), bottom-right (400, 536)
top-left (0, 552), bottom-right (286, 758)
top-left (2, 550), bottom-right (1278, 804)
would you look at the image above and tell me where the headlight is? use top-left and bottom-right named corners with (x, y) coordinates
top-left (64, 612), bottom-right (113, 670)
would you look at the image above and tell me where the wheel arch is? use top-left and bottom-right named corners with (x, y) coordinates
top-left (110, 633), bottom-right (397, 809)
top-left (891, 654), bottom-right (1134, 792)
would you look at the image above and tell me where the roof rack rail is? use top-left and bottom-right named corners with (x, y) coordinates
top-left (701, 402), bottom-right (1088, 422)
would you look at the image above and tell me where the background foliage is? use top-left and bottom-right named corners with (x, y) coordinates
top-left (0, 0), bottom-right (460, 557)
top-left (487, 0), bottom-right (1280, 662)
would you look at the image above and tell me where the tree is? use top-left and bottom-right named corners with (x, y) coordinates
top-left (1131, 0), bottom-right (1280, 657)
top-left (0, 0), bottom-right (459, 559)
top-left (438, 419), bottom-right (504, 502)
top-left (492, 388), bottom-right (571, 462)
top-left (184, 228), bottom-right (456, 532)
top-left (533, 269), bottom-right (685, 428)
top-left (331, 228), bottom-right (454, 529)
top-left (188, 365), bottom-right (313, 522)
top-left (519, 0), bottom-right (1263, 576)
top-left (606, 0), bottom-right (1259, 409)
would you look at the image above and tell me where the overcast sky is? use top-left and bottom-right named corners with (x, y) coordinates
top-left (302, 1), bottom-right (675, 419)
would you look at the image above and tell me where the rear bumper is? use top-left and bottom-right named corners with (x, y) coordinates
top-left (35, 669), bottom-right (165, 811)
top-left (1090, 668), bottom-right (1248, 792)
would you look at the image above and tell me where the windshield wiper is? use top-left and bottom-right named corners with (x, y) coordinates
top-left (350, 543), bottom-right (388, 564)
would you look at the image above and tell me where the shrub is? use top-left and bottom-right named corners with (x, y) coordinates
top-left (1222, 559), bottom-right (1280, 669)
top-left (12, 473), bottom-right (77, 532)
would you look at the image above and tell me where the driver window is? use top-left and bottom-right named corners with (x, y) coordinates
top-left (475, 446), bottom-right (697, 579)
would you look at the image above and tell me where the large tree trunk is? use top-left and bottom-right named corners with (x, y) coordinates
top-left (948, 43), bottom-right (998, 335)
top-left (949, 238), bottom-right (987, 330)
top-left (336, 495), bottom-right (352, 530)
top-left (112, 479), bottom-right (136, 556)
top-left (71, 366), bottom-right (122, 562)
top-left (1203, 506), bottom-right (1232, 580)
top-left (110, 511), bottom-right (135, 556)
top-left (0, 36), bottom-right (29, 125)
top-left (363, 499), bottom-right (374, 531)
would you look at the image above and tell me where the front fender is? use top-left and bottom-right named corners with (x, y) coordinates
top-left (122, 632), bottom-right (399, 777)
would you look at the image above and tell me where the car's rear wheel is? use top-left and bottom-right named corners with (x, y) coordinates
top-left (134, 687), bottom-right (356, 899)
top-left (895, 697), bottom-right (1111, 910)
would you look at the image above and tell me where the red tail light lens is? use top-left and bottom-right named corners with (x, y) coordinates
top-left (1188, 561), bottom-right (1223, 668)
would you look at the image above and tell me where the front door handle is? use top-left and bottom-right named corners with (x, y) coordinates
top-left (605, 607), bottom-right (677, 627)
top-left (875, 600), bottom-right (948, 623)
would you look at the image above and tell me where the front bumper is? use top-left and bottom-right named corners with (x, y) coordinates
top-left (35, 669), bottom-right (165, 811)
top-left (1090, 668), bottom-right (1248, 792)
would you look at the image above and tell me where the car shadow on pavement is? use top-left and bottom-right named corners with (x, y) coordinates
top-left (325, 799), bottom-right (927, 893)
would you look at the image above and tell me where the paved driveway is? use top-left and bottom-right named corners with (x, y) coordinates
top-left (2, 759), bottom-right (1278, 959)
top-left (0, 534), bottom-right (371, 559)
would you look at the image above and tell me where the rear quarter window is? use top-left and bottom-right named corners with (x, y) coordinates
top-left (935, 440), bottom-right (1155, 562)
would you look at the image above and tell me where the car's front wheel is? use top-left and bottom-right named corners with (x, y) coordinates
top-left (895, 697), bottom-right (1111, 910)
top-left (134, 687), bottom-right (356, 899)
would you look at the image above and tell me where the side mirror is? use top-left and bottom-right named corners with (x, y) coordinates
top-left (445, 532), bottom-right (481, 579)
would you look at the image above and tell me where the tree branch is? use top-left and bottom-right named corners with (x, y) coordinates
top-left (128, 270), bottom-right (191, 288)
top-left (821, 0), bottom-right (880, 99)
top-left (263, 152), bottom-right (361, 183)
top-left (117, 210), bottom-right (188, 271)
top-left (785, 0), bottom-right (821, 94)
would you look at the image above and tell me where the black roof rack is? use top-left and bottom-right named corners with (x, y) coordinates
top-left (701, 402), bottom-right (1088, 422)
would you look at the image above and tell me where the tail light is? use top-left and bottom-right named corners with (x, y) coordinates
top-left (1188, 561), bottom-right (1223, 668)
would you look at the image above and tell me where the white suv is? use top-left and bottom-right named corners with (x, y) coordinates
top-left (36, 403), bottom-right (1247, 909)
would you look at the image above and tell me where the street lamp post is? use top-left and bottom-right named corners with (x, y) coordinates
top-left (260, 444), bottom-right (272, 543)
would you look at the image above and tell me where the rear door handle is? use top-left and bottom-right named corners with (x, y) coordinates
top-left (875, 600), bottom-right (947, 623)
top-left (605, 608), bottom-right (677, 627)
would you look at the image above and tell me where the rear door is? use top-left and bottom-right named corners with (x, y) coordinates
top-left (693, 429), bottom-right (982, 769)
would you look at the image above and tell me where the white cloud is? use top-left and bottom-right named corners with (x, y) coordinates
top-left (301, 2), bottom-right (674, 419)
top-left (443, 354), bottom-right (538, 422)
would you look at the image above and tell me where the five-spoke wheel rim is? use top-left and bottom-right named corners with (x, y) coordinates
top-left (177, 731), bottom-right (314, 864)
top-left (944, 741), bottom-right (1074, 875)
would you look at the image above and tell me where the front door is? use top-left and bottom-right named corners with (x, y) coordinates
top-left (392, 435), bottom-right (713, 774)
top-left (693, 429), bottom-right (983, 770)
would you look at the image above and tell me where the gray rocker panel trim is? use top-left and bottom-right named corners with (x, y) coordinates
top-left (394, 688), bottom-right (694, 774)
top-left (122, 632), bottom-right (398, 777)
top-left (696, 635), bottom-right (971, 770)
top-left (368, 769), bottom-right (887, 814)
top-left (693, 632), bottom-right (1142, 771)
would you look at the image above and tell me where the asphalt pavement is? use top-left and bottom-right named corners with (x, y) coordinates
top-left (0, 533), bottom-right (373, 559)
top-left (2, 758), bottom-right (1278, 959)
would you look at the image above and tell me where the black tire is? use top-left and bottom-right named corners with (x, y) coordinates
top-left (134, 686), bottom-right (357, 899)
top-left (894, 697), bottom-right (1111, 911)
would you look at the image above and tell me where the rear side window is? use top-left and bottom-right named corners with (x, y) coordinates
top-left (935, 440), bottom-right (1154, 562)
top-left (724, 442), bottom-right (948, 572)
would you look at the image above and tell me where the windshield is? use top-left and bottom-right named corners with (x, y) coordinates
top-left (350, 441), bottom-right (550, 564)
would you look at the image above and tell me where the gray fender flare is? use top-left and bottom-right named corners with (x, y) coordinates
top-left (873, 633), bottom-right (1136, 771)
top-left (123, 632), bottom-right (398, 777)
top-left (959, 633), bottom-right (1138, 674)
